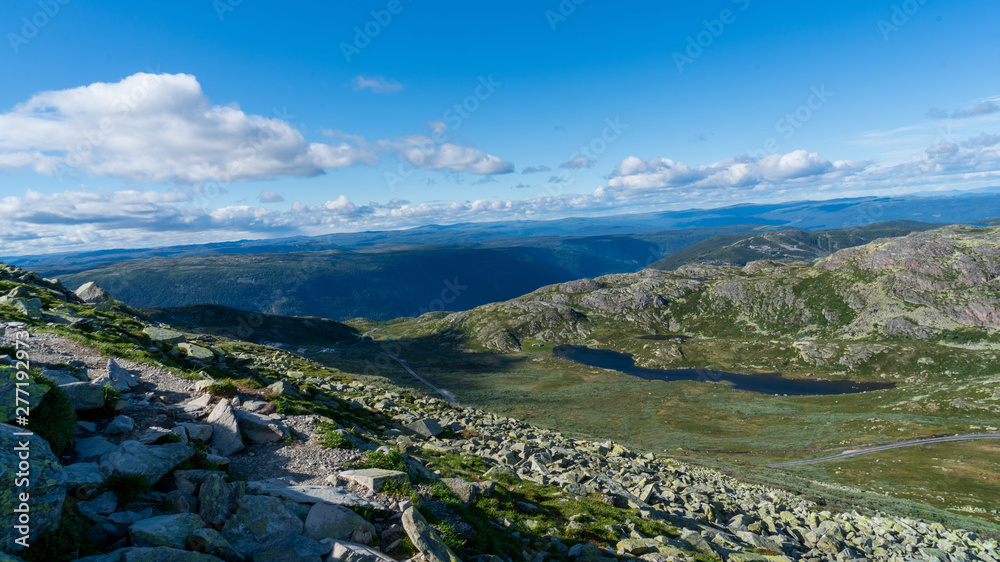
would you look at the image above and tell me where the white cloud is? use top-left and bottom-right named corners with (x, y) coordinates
top-left (389, 135), bottom-right (514, 175)
top-left (559, 156), bottom-right (593, 169)
top-left (953, 101), bottom-right (999, 119)
top-left (0, 73), bottom-right (380, 183)
top-left (351, 75), bottom-right (404, 94)
top-left (4, 136), bottom-right (1000, 256)
top-left (521, 165), bottom-right (551, 174)
top-left (258, 191), bottom-right (284, 203)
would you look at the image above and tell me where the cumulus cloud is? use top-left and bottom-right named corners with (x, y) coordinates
top-left (0, 73), bottom-right (381, 183)
top-left (0, 73), bottom-right (515, 184)
top-left (389, 135), bottom-right (514, 175)
top-left (5, 136), bottom-right (1000, 256)
top-left (560, 156), bottom-right (594, 169)
top-left (521, 165), bottom-right (551, 174)
top-left (258, 191), bottom-right (284, 203)
top-left (351, 75), bottom-right (404, 94)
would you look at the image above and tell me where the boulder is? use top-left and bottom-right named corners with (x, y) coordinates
top-left (107, 359), bottom-right (140, 390)
top-left (441, 478), bottom-right (478, 506)
top-left (320, 539), bottom-right (395, 562)
top-left (234, 410), bottom-right (286, 444)
top-left (2, 298), bottom-right (43, 319)
top-left (64, 462), bottom-right (106, 487)
top-left (0, 422), bottom-right (66, 552)
top-left (106, 415), bottom-right (136, 435)
top-left (99, 441), bottom-right (195, 484)
top-left (401, 507), bottom-right (461, 562)
top-left (267, 380), bottom-right (297, 397)
top-left (198, 473), bottom-right (246, 525)
top-left (77, 546), bottom-right (223, 561)
top-left (337, 469), bottom-right (408, 493)
top-left (75, 436), bottom-right (119, 459)
top-left (206, 399), bottom-right (244, 456)
top-left (178, 343), bottom-right (214, 362)
top-left (251, 532), bottom-right (329, 562)
top-left (186, 528), bottom-right (244, 562)
top-left (130, 513), bottom-right (205, 549)
top-left (177, 423), bottom-right (213, 442)
top-left (246, 479), bottom-right (385, 510)
top-left (74, 282), bottom-right (111, 304)
top-left (406, 418), bottom-right (444, 439)
top-left (61, 381), bottom-right (106, 411)
top-left (174, 470), bottom-right (220, 496)
top-left (144, 327), bottom-right (186, 345)
top-left (0, 366), bottom-right (49, 423)
top-left (221, 495), bottom-right (304, 557)
top-left (303, 502), bottom-right (375, 542)
top-left (77, 491), bottom-right (119, 522)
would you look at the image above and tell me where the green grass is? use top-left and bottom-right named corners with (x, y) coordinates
top-left (353, 449), bottom-right (406, 472)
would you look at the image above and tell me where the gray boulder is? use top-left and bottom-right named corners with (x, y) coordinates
top-left (77, 546), bottom-right (223, 561)
top-left (0, 366), bottom-right (49, 423)
top-left (77, 491), bottom-right (119, 522)
top-left (0, 422), bottom-right (66, 552)
top-left (143, 326), bottom-right (187, 345)
top-left (234, 410), bottom-right (286, 444)
top-left (106, 415), bottom-right (136, 435)
top-left (221, 495), bottom-right (304, 557)
top-left (130, 513), bottom-right (205, 549)
top-left (198, 473), bottom-right (246, 525)
top-left (406, 418), bottom-right (444, 439)
top-left (206, 399), bottom-right (244, 456)
top-left (75, 281), bottom-right (111, 304)
top-left (303, 502), bottom-right (375, 542)
top-left (401, 507), bottom-right (461, 562)
top-left (99, 441), bottom-right (195, 484)
top-left (186, 528), bottom-right (244, 562)
top-left (320, 539), bottom-right (395, 562)
top-left (251, 532), bottom-right (329, 562)
top-left (61, 381), bottom-right (106, 411)
top-left (76, 436), bottom-right (118, 459)
top-left (107, 359), bottom-right (140, 390)
top-left (64, 462), bottom-right (106, 487)
top-left (177, 422), bottom-right (213, 442)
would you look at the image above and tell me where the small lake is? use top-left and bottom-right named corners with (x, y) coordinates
top-left (553, 345), bottom-right (894, 396)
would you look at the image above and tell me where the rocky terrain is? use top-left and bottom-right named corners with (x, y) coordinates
top-left (2, 243), bottom-right (1000, 561)
top-left (429, 225), bottom-right (1000, 354)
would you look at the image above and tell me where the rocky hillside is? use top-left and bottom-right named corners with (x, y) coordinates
top-left (2, 260), bottom-right (1000, 561)
top-left (432, 225), bottom-right (1000, 353)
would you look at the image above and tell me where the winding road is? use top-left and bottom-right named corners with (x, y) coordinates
top-left (768, 433), bottom-right (1000, 467)
top-left (380, 351), bottom-right (459, 405)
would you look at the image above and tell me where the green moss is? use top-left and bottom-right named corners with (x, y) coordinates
top-left (27, 375), bottom-right (76, 457)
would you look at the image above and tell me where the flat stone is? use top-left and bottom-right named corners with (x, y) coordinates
top-left (64, 462), bottom-right (106, 487)
top-left (105, 415), bottom-right (135, 435)
top-left (337, 469), bottom-right (409, 493)
top-left (252, 532), bottom-right (329, 562)
top-left (76, 436), bottom-right (119, 459)
top-left (77, 491), bottom-right (119, 522)
top-left (99, 441), bottom-right (195, 484)
top-left (144, 326), bottom-right (187, 345)
top-left (129, 513), bottom-right (205, 549)
top-left (61, 381), bottom-right (106, 411)
top-left (247, 479), bottom-right (386, 510)
top-left (321, 539), bottom-right (395, 562)
top-left (178, 343), bottom-right (214, 361)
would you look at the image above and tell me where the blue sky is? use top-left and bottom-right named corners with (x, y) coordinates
top-left (1, 0), bottom-right (999, 254)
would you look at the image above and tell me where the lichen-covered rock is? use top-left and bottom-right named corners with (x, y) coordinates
top-left (60, 381), bottom-right (106, 411)
top-left (0, 422), bottom-right (66, 552)
top-left (185, 528), bottom-right (243, 562)
top-left (198, 472), bottom-right (245, 525)
top-left (178, 343), bottom-right (214, 362)
top-left (129, 513), bottom-right (205, 549)
top-left (143, 327), bottom-right (187, 345)
top-left (0, 366), bottom-right (49, 423)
